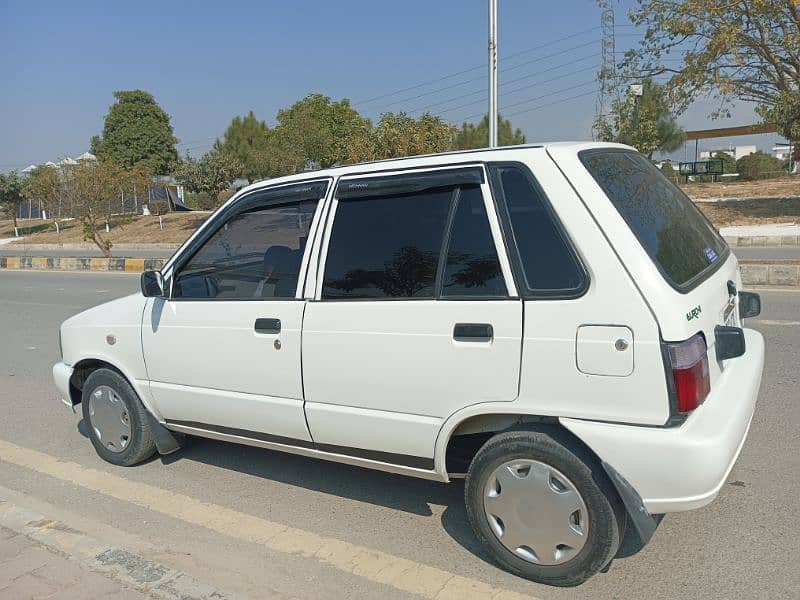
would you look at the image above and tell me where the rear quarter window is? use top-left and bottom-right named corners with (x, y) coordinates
top-left (579, 150), bottom-right (729, 290)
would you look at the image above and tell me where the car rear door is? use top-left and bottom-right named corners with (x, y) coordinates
top-left (301, 166), bottom-right (522, 469)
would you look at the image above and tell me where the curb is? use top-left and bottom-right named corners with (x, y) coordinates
top-left (0, 256), bottom-right (166, 272)
top-left (0, 497), bottom-right (237, 600)
top-left (0, 254), bottom-right (798, 287)
top-left (723, 235), bottom-right (799, 247)
top-left (739, 260), bottom-right (800, 287)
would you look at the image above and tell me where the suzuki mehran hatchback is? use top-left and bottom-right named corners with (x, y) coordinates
top-left (54, 143), bottom-right (764, 586)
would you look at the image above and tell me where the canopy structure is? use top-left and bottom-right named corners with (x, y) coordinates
top-left (76, 152), bottom-right (96, 161)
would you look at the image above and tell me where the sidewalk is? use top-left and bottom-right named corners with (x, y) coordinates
top-left (0, 496), bottom-right (236, 600)
top-left (0, 526), bottom-right (147, 600)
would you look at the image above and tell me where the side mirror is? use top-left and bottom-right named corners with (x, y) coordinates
top-left (738, 291), bottom-right (761, 319)
top-left (141, 270), bottom-right (166, 298)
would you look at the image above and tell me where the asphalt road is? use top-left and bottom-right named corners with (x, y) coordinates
top-left (0, 271), bottom-right (797, 599)
top-left (1, 245), bottom-right (798, 261)
top-left (734, 247), bottom-right (800, 261)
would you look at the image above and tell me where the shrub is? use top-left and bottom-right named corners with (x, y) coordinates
top-left (736, 151), bottom-right (785, 180)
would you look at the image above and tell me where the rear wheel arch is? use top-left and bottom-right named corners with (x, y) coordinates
top-left (439, 412), bottom-right (601, 478)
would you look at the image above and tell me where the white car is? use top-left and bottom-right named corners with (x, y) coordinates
top-left (53, 143), bottom-right (764, 586)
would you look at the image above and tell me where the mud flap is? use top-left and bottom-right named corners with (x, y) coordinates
top-left (602, 460), bottom-right (659, 545)
top-left (145, 412), bottom-right (183, 455)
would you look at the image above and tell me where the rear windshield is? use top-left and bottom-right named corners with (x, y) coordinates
top-left (580, 150), bottom-right (728, 290)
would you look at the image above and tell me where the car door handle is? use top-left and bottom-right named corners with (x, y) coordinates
top-left (254, 318), bottom-right (281, 334)
top-left (453, 323), bottom-right (493, 342)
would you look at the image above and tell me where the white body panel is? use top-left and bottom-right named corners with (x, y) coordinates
top-left (53, 142), bottom-right (764, 515)
top-left (141, 298), bottom-right (311, 442)
top-left (562, 328), bottom-right (764, 513)
top-left (303, 300), bottom-right (522, 461)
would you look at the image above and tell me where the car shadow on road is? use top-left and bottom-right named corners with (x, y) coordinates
top-left (163, 434), bottom-right (463, 517)
top-left (78, 419), bottom-right (654, 569)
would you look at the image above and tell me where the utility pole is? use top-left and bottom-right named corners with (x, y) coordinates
top-left (488, 0), bottom-right (498, 148)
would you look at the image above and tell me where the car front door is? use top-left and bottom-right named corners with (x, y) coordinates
top-left (142, 180), bottom-right (329, 443)
top-left (301, 167), bottom-right (523, 470)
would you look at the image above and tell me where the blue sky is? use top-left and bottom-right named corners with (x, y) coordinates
top-left (0, 0), bottom-right (784, 171)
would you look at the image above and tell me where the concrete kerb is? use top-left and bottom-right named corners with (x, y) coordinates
top-left (724, 235), bottom-right (799, 247)
top-left (0, 252), bottom-right (797, 287)
top-left (0, 257), bottom-right (166, 273)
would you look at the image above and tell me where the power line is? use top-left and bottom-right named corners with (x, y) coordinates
top-left (368, 38), bottom-right (599, 115)
top-left (352, 26), bottom-right (600, 107)
top-left (458, 80), bottom-right (598, 122)
top-left (504, 89), bottom-right (598, 119)
top-left (413, 62), bottom-right (600, 118)
top-left (409, 53), bottom-right (599, 116)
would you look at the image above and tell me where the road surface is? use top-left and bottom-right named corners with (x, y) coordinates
top-left (0, 271), bottom-right (797, 599)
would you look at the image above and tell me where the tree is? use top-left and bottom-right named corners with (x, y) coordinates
top-left (25, 165), bottom-right (62, 219)
top-left (61, 160), bottom-right (124, 257)
top-left (273, 93), bottom-right (371, 169)
top-left (453, 114), bottom-right (526, 149)
top-left (214, 111), bottom-right (272, 182)
top-left (349, 112), bottom-right (457, 162)
top-left (736, 151), bottom-right (785, 180)
top-left (174, 151), bottom-right (242, 207)
top-left (594, 79), bottom-right (684, 158)
top-left (0, 171), bottom-right (27, 229)
top-left (92, 90), bottom-right (179, 174)
top-left (713, 151), bottom-right (737, 174)
top-left (619, 1), bottom-right (800, 140)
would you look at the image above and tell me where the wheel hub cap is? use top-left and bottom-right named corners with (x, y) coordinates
top-left (88, 385), bottom-right (131, 453)
top-left (483, 459), bottom-right (588, 565)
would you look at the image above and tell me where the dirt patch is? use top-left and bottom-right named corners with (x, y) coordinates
top-left (681, 176), bottom-right (799, 200)
top-left (696, 197), bottom-right (800, 226)
top-left (0, 212), bottom-right (210, 245)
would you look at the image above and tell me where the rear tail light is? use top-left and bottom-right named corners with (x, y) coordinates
top-left (664, 333), bottom-right (710, 414)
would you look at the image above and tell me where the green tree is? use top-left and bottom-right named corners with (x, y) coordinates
top-left (174, 151), bottom-right (243, 207)
top-left (736, 151), bottom-right (785, 180)
top-left (659, 160), bottom-right (678, 183)
top-left (273, 93), bottom-right (371, 169)
top-left (349, 112), bottom-right (457, 162)
top-left (619, 1), bottom-right (800, 141)
top-left (713, 151), bottom-right (737, 174)
top-left (0, 171), bottom-right (27, 229)
top-left (92, 90), bottom-right (179, 174)
top-left (453, 114), bottom-right (526, 149)
top-left (214, 111), bottom-right (272, 181)
top-left (594, 79), bottom-right (684, 158)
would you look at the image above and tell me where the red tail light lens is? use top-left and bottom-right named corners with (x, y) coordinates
top-left (665, 334), bottom-right (710, 413)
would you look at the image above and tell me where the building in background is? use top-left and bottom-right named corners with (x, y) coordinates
top-left (699, 145), bottom-right (757, 161)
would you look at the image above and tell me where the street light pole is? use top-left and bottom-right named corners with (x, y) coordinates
top-left (488, 0), bottom-right (498, 148)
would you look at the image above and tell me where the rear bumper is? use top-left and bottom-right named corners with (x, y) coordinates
top-left (53, 362), bottom-right (74, 409)
top-left (561, 328), bottom-right (764, 514)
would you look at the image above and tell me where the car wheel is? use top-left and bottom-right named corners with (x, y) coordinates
top-left (81, 368), bottom-right (157, 467)
top-left (465, 428), bottom-right (625, 587)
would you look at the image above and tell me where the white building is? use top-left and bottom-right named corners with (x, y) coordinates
top-left (699, 145), bottom-right (757, 161)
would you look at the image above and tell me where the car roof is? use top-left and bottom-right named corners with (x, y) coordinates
top-left (235, 141), bottom-right (633, 196)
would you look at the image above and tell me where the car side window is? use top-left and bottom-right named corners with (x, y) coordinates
top-left (173, 200), bottom-right (317, 300)
top-left (322, 188), bottom-right (452, 299)
top-left (441, 186), bottom-right (507, 297)
top-left (489, 164), bottom-right (586, 296)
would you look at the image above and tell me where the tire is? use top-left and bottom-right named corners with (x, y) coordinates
top-left (465, 428), bottom-right (625, 587)
top-left (81, 368), bottom-right (157, 467)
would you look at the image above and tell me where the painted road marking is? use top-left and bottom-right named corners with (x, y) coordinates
top-left (753, 319), bottom-right (800, 326)
top-left (0, 439), bottom-right (540, 600)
